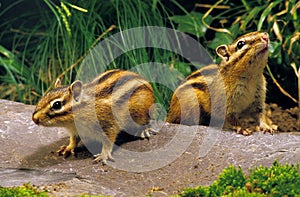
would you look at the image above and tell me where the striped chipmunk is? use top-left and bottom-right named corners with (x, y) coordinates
top-left (167, 32), bottom-right (278, 135)
top-left (32, 69), bottom-right (156, 164)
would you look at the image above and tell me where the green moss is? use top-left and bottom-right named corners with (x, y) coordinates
top-left (0, 183), bottom-right (49, 197)
top-left (248, 161), bottom-right (300, 197)
top-left (179, 161), bottom-right (300, 197)
top-left (0, 183), bottom-right (111, 197)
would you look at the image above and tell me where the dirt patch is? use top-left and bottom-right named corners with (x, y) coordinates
top-left (267, 103), bottom-right (299, 132)
top-left (239, 103), bottom-right (299, 133)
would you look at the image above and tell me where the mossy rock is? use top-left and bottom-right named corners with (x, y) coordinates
top-left (179, 161), bottom-right (300, 197)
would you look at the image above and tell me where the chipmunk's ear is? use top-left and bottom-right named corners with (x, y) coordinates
top-left (69, 80), bottom-right (83, 102)
top-left (54, 78), bottom-right (62, 88)
top-left (216, 45), bottom-right (230, 61)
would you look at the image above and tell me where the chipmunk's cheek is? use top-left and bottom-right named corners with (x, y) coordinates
top-left (33, 113), bottom-right (54, 127)
top-left (37, 117), bottom-right (51, 126)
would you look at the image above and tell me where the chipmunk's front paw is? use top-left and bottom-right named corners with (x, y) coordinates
top-left (57, 145), bottom-right (76, 158)
top-left (257, 122), bottom-right (278, 134)
top-left (93, 152), bottom-right (114, 165)
top-left (236, 127), bottom-right (253, 136)
top-left (257, 116), bottom-right (278, 134)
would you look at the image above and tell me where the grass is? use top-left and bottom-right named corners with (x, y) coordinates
top-left (0, 0), bottom-right (193, 113)
top-left (1, 0), bottom-right (298, 120)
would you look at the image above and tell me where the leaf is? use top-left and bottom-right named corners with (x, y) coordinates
top-left (207, 32), bottom-right (233, 50)
top-left (229, 23), bottom-right (241, 38)
top-left (269, 41), bottom-right (282, 64)
top-left (170, 12), bottom-right (213, 38)
top-left (269, 41), bottom-right (281, 54)
top-left (64, 2), bottom-right (88, 13)
top-left (240, 6), bottom-right (265, 31)
top-left (257, 1), bottom-right (281, 31)
top-left (0, 45), bottom-right (29, 82)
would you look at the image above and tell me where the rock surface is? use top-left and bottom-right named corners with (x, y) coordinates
top-left (0, 99), bottom-right (299, 196)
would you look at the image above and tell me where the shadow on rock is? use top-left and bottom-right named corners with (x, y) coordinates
top-left (20, 131), bottom-right (145, 169)
top-left (19, 137), bottom-right (92, 168)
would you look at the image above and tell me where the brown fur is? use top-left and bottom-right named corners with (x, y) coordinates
top-left (32, 69), bottom-right (155, 163)
top-left (167, 32), bottom-right (277, 134)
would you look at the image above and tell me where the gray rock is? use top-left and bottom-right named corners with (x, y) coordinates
top-left (0, 99), bottom-right (299, 196)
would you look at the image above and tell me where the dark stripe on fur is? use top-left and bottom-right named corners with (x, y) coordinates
top-left (96, 69), bottom-right (123, 85)
top-left (230, 49), bottom-right (247, 67)
top-left (46, 110), bottom-right (70, 119)
top-left (190, 82), bottom-right (208, 91)
top-left (95, 74), bottom-right (143, 98)
top-left (115, 83), bottom-right (151, 105)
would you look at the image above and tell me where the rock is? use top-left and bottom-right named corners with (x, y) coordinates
top-left (0, 99), bottom-right (299, 196)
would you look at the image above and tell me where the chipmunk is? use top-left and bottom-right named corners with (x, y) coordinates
top-left (167, 31), bottom-right (278, 135)
top-left (32, 69), bottom-right (155, 163)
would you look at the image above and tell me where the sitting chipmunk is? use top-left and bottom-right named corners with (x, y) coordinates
top-left (167, 31), bottom-right (278, 134)
top-left (32, 69), bottom-right (155, 163)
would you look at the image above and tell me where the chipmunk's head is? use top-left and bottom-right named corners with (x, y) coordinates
top-left (216, 31), bottom-right (269, 72)
top-left (32, 79), bottom-right (83, 127)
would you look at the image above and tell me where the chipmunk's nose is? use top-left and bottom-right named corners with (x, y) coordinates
top-left (262, 32), bottom-right (269, 42)
top-left (32, 112), bottom-right (40, 125)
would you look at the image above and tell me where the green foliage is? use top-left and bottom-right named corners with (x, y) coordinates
top-left (170, 12), bottom-right (213, 38)
top-left (0, 183), bottom-right (111, 197)
top-left (171, 0), bottom-right (299, 63)
top-left (179, 161), bottom-right (300, 197)
top-left (0, 45), bottom-right (29, 102)
top-left (206, 32), bottom-right (233, 51)
top-left (0, 0), bottom-right (191, 109)
top-left (0, 183), bottom-right (49, 197)
top-left (210, 165), bottom-right (246, 196)
top-left (248, 161), bottom-right (300, 196)
top-left (1, 0), bottom-right (298, 109)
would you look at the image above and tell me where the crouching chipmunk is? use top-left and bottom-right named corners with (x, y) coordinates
top-left (32, 69), bottom-right (156, 163)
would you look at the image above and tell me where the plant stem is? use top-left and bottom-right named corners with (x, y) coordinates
top-left (296, 65), bottom-right (300, 127)
top-left (266, 64), bottom-right (297, 103)
top-left (290, 62), bottom-right (300, 126)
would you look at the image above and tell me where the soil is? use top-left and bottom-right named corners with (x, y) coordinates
top-left (238, 103), bottom-right (299, 133)
top-left (266, 103), bottom-right (299, 132)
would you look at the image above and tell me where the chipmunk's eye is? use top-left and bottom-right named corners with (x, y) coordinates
top-left (237, 41), bottom-right (245, 49)
top-left (51, 101), bottom-right (62, 110)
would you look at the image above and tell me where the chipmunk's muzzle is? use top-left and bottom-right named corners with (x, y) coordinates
top-left (32, 111), bottom-right (40, 125)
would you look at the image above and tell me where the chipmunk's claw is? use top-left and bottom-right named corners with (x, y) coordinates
top-left (236, 127), bottom-right (253, 136)
top-left (140, 128), bottom-right (158, 139)
top-left (93, 152), bottom-right (114, 165)
top-left (258, 119), bottom-right (278, 134)
top-left (57, 145), bottom-right (76, 158)
top-left (257, 124), bottom-right (278, 134)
